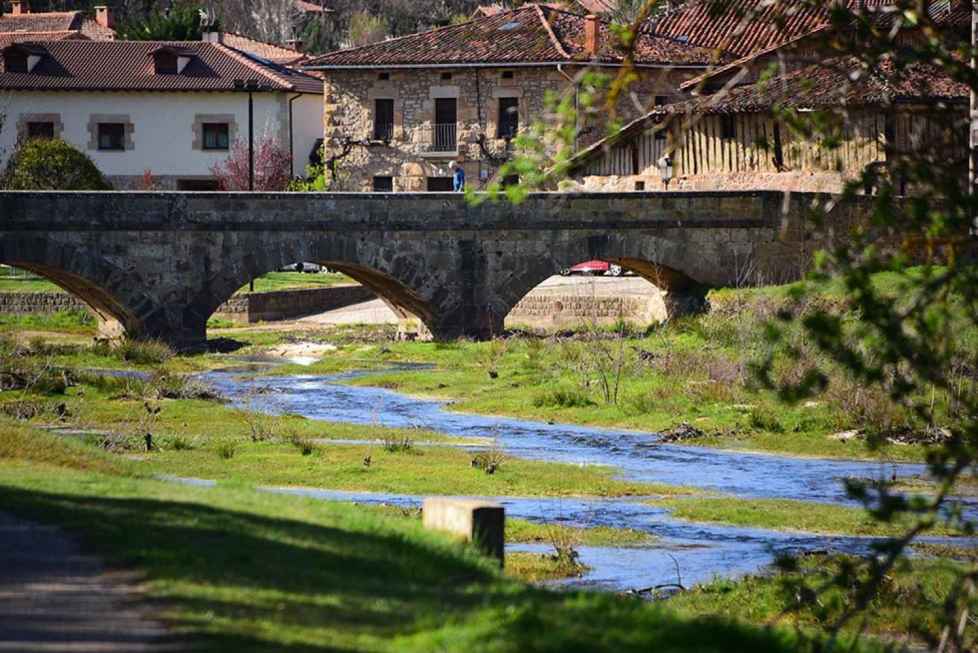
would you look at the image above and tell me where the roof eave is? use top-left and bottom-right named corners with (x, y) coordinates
top-left (303, 60), bottom-right (711, 70)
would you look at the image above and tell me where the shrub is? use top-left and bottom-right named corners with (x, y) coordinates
top-left (211, 135), bottom-right (290, 191)
top-left (288, 432), bottom-right (319, 456)
top-left (2, 139), bottom-right (110, 190)
top-left (533, 386), bottom-right (595, 408)
top-left (104, 339), bottom-right (173, 366)
top-left (748, 406), bottom-right (785, 433)
top-left (216, 441), bottom-right (237, 460)
top-left (169, 436), bottom-right (195, 451)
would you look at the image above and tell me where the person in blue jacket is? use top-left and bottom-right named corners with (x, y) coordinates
top-left (451, 161), bottom-right (466, 191)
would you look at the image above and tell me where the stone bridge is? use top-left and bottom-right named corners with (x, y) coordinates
top-left (0, 190), bottom-right (864, 351)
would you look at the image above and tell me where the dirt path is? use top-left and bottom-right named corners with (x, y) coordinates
top-left (0, 512), bottom-right (183, 652)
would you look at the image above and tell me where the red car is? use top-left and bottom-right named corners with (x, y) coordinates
top-left (560, 260), bottom-right (624, 277)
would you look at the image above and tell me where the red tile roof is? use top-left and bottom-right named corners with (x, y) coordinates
top-left (672, 55), bottom-right (967, 114)
top-left (675, 0), bottom-right (972, 92)
top-left (0, 10), bottom-right (80, 32)
top-left (0, 40), bottom-right (322, 93)
top-left (219, 32), bottom-right (307, 65)
top-left (0, 30), bottom-right (84, 48)
top-left (306, 4), bottom-right (724, 68)
top-left (0, 10), bottom-right (114, 40)
top-left (652, 0), bottom-right (893, 57)
top-left (569, 54), bottom-right (968, 169)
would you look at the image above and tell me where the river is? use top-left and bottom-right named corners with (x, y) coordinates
top-left (200, 369), bottom-right (969, 592)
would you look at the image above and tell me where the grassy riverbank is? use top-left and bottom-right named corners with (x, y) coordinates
top-left (652, 497), bottom-right (960, 538)
top-left (244, 271), bottom-right (977, 465)
top-left (0, 423), bottom-right (871, 653)
top-left (668, 553), bottom-right (977, 650)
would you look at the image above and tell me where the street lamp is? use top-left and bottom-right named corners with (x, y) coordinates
top-left (233, 78), bottom-right (262, 191)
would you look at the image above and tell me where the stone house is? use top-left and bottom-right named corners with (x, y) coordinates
top-left (567, 0), bottom-right (971, 192)
top-left (302, 3), bottom-right (722, 192)
top-left (0, 0), bottom-right (116, 41)
top-left (0, 39), bottom-right (323, 188)
top-left (567, 55), bottom-right (968, 193)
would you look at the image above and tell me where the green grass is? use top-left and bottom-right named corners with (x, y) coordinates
top-left (668, 553), bottom-right (976, 650)
top-left (365, 503), bottom-right (654, 547)
top-left (651, 497), bottom-right (962, 537)
top-left (0, 270), bottom-right (354, 295)
top-left (0, 428), bottom-right (850, 653)
top-left (506, 551), bottom-right (590, 582)
top-left (236, 271), bottom-right (354, 294)
top-left (0, 310), bottom-right (97, 334)
top-left (0, 272), bottom-right (63, 293)
top-left (17, 377), bottom-right (688, 498)
top-left (141, 441), bottom-right (680, 498)
top-left (268, 336), bottom-right (927, 463)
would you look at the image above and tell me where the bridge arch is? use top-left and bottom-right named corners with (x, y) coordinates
top-left (0, 236), bottom-right (163, 342)
top-left (192, 232), bottom-right (445, 341)
top-left (487, 233), bottom-right (711, 334)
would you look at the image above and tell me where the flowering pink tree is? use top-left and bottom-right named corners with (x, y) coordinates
top-left (210, 135), bottom-right (291, 191)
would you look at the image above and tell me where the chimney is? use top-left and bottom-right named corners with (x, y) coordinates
top-left (584, 14), bottom-right (599, 58)
top-left (94, 5), bottom-right (114, 29)
top-left (286, 38), bottom-right (304, 52)
top-left (10, 1), bottom-right (27, 15)
top-left (202, 31), bottom-right (223, 44)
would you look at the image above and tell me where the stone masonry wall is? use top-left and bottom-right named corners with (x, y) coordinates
top-left (322, 66), bottom-right (694, 192)
top-left (0, 292), bottom-right (90, 314)
top-left (507, 293), bottom-right (667, 330)
top-left (575, 171), bottom-right (849, 194)
top-left (0, 285), bottom-right (375, 324)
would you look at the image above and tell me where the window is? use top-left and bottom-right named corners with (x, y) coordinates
top-left (426, 177), bottom-right (454, 191)
top-left (378, 72), bottom-right (390, 81)
top-left (4, 52), bottom-right (27, 73)
top-left (373, 176), bottom-right (394, 192)
top-left (26, 121), bottom-right (54, 140)
top-left (720, 115), bottom-right (736, 140)
top-left (202, 123), bottom-right (230, 151)
top-left (440, 72), bottom-right (452, 80)
top-left (97, 123), bottom-right (125, 151)
top-left (634, 181), bottom-right (646, 191)
top-left (154, 52), bottom-right (178, 74)
top-left (432, 98), bottom-right (457, 152)
top-left (501, 70), bottom-right (514, 80)
top-left (373, 98), bottom-right (394, 141)
top-left (497, 97), bottom-right (519, 139)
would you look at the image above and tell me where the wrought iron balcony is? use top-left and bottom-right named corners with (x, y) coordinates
top-left (427, 123), bottom-right (457, 153)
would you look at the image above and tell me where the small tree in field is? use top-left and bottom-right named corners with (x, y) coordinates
top-left (1, 138), bottom-right (110, 190)
top-left (210, 135), bottom-right (291, 191)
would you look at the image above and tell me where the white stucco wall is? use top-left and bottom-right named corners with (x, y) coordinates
top-left (291, 93), bottom-right (323, 177)
top-left (0, 90), bottom-right (322, 185)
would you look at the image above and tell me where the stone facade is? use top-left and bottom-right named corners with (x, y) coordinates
top-left (1, 190), bottom-right (882, 351)
top-left (322, 66), bottom-right (692, 191)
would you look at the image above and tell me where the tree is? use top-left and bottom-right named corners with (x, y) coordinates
top-left (346, 10), bottom-right (387, 47)
top-left (115, 4), bottom-right (210, 41)
top-left (497, 0), bottom-right (977, 649)
top-left (210, 135), bottom-right (291, 191)
top-left (1, 138), bottom-right (110, 190)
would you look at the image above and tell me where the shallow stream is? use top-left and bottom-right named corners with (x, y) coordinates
top-left (201, 370), bottom-right (968, 592)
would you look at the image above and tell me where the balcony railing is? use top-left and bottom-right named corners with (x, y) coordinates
top-left (372, 122), bottom-right (394, 142)
top-left (428, 123), bottom-right (457, 153)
